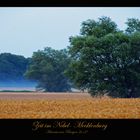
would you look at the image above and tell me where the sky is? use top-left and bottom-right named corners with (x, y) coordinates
top-left (0, 7), bottom-right (140, 58)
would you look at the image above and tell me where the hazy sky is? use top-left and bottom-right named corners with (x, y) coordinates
top-left (0, 7), bottom-right (140, 58)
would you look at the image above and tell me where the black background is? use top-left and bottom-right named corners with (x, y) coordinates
top-left (0, 119), bottom-right (140, 138)
top-left (0, 0), bottom-right (139, 7)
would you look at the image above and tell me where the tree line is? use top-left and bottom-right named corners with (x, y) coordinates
top-left (0, 53), bottom-right (29, 81)
top-left (1, 16), bottom-right (140, 98)
top-left (0, 53), bottom-right (36, 87)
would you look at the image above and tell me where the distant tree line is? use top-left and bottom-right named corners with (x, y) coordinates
top-left (0, 53), bottom-right (37, 88)
top-left (0, 53), bottom-right (29, 81)
top-left (1, 16), bottom-right (140, 98)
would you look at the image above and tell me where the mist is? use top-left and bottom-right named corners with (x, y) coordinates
top-left (0, 80), bottom-right (37, 91)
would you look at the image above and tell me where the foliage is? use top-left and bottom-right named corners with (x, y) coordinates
top-left (66, 17), bottom-right (140, 98)
top-left (125, 18), bottom-right (140, 34)
top-left (80, 16), bottom-right (118, 37)
top-left (25, 47), bottom-right (72, 92)
top-left (0, 53), bottom-right (29, 81)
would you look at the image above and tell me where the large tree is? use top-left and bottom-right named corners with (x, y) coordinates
top-left (66, 17), bottom-right (140, 98)
top-left (25, 47), bottom-right (72, 92)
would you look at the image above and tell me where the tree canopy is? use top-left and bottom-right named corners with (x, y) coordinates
top-left (125, 18), bottom-right (140, 34)
top-left (0, 53), bottom-right (36, 87)
top-left (66, 16), bottom-right (140, 98)
top-left (80, 16), bottom-right (118, 37)
top-left (25, 47), bottom-right (72, 92)
top-left (0, 53), bottom-right (29, 81)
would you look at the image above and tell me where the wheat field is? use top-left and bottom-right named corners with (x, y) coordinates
top-left (0, 92), bottom-right (140, 118)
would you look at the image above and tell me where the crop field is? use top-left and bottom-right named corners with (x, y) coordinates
top-left (0, 92), bottom-right (140, 118)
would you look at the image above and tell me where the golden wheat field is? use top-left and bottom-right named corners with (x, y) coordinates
top-left (0, 92), bottom-right (140, 118)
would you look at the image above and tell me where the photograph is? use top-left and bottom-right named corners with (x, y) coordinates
top-left (0, 5), bottom-right (140, 138)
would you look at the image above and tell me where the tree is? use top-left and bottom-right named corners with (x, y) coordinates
top-left (0, 53), bottom-right (36, 87)
top-left (125, 18), bottom-right (140, 34)
top-left (0, 53), bottom-right (29, 81)
top-left (80, 16), bottom-right (118, 37)
top-left (25, 47), bottom-right (72, 92)
top-left (66, 17), bottom-right (140, 98)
